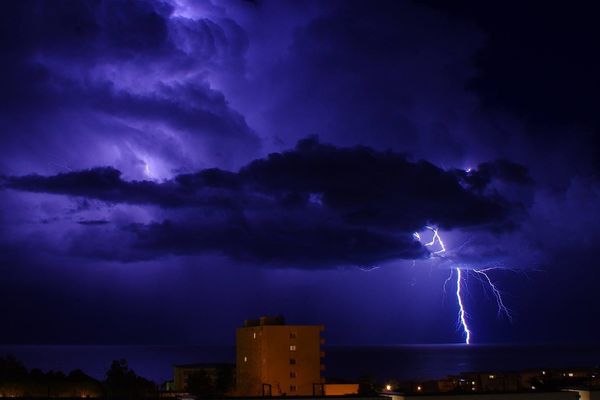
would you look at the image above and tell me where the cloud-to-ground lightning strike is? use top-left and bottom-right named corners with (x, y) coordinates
top-left (362, 225), bottom-right (512, 344)
top-left (416, 226), bottom-right (512, 344)
top-left (455, 268), bottom-right (471, 344)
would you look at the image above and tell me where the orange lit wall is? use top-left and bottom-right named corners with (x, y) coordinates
top-left (323, 383), bottom-right (359, 396)
top-left (236, 324), bottom-right (324, 396)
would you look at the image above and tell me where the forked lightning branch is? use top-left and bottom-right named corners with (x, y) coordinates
top-left (415, 227), bottom-right (512, 344)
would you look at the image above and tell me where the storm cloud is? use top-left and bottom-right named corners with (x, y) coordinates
top-left (0, 0), bottom-right (259, 179)
top-left (4, 137), bottom-right (530, 267)
top-left (0, 0), bottom-right (598, 344)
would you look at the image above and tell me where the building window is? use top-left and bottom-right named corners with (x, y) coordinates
top-left (289, 332), bottom-right (297, 339)
top-left (253, 332), bottom-right (256, 339)
top-left (290, 359), bottom-right (296, 365)
top-left (290, 371), bottom-right (296, 378)
top-left (244, 356), bottom-right (247, 363)
top-left (290, 385), bottom-right (296, 392)
top-left (289, 345), bottom-right (296, 351)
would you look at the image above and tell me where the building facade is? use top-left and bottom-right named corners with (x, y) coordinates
top-left (236, 316), bottom-right (325, 397)
top-left (173, 363), bottom-right (235, 394)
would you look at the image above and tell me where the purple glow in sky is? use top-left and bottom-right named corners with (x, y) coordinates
top-left (0, 0), bottom-right (599, 345)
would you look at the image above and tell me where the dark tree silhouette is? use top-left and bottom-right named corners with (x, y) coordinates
top-left (0, 355), bottom-right (27, 380)
top-left (105, 359), bottom-right (155, 399)
top-left (1, 355), bottom-right (103, 397)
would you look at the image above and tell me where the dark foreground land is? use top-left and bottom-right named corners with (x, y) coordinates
top-left (1, 356), bottom-right (155, 398)
top-left (2, 351), bottom-right (600, 399)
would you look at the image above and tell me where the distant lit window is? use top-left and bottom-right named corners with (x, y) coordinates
top-left (290, 385), bottom-right (296, 392)
top-left (290, 359), bottom-right (296, 365)
top-left (290, 345), bottom-right (297, 351)
top-left (289, 332), bottom-right (297, 339)
top-left (568, 373), bottom-right (574, 377)
top-left (290, 371), bottom-right (296, 378)
top-left (253, 332), bottom-right (256, 339)
top-left (244, 356), bottom-right (247, 363)
top-left (489, 375), bottom-right (495, 379)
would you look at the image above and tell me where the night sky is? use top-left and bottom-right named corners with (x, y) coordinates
top-left (0, 0), bottom-right (599, 346)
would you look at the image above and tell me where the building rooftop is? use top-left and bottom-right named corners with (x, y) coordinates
top-left (244, 315), bottom-right (286, 327)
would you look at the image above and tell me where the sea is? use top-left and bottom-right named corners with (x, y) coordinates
top-left (1, 344), bottom-right (599, 384)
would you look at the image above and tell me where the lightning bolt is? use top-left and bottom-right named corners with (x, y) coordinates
top-left (442, 268), bottom-right (454, 296)
top-left (455, 268), bottom-right (471, 344)
top-left (144, 162), bottom-right (152, 178)
top-left (359, 225), bottom-right (512, 344)
top-left (359, 266), bottom-right (381, 272)
top-left (424, 226), bottom-right (445, 254)
top-left (471, 268), bottom-right (512, 321)
top-left (414, 227), bottom-right (512, 344)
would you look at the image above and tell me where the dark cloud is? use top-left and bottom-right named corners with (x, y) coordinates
top-left (456, 159), bottom-right (533, 192)
top-left (421, 0), bottom-right (599, 131)
top-left (419, 0), bottom-right (600, 174)
top-left (228, 0), bottom-right (485, 166)
top-left (127, 218), bottom-right (425, 267)
top-left (3, 166), bottom-right (240, 209)
top-left (238, 137), bottom-right (517, 231)
top-left (77, 219), bottom-right (109, 225)
top-left (4, 137), bottom-right (525, 267)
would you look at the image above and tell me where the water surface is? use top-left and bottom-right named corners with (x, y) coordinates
top-left (1, 344), bottom-right (599, 384)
